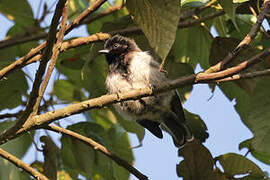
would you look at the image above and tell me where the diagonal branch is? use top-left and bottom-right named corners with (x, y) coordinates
top-left (34, 0), bottom-right (70, 114)
top-left (46, 125), bottom-right (148, 180)
top-left (65, 0), bottom-right (107, 34)
top-left (0, 0), bottom-right (68, 145)
top-left (0, 148), bottom-right (49, 180)
top-left (1, 46), bottom-right (269, 145)
top-left (216, 68), bottom-right (270, 82)
top-left (0, 0), bottom-right (108, 80)
top-left (0, 9), bottom-right (225, 80)
top-left (205, 0), bottom-right (270, 73)
top-left (0, 33), bottom-right (110, 80)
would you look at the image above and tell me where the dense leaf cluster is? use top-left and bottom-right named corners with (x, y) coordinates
top-left (0, 0), bottom-right (269, 179)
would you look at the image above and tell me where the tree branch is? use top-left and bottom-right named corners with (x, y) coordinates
top-left (205, 0), bottom-right (270, 73)
top-left (0, 33), bottom-right (47, 49)
top-left (0, 9), bottom-right (225, 80)
top-left (0, 33), bottom-right (110, 80)
top-left (34, 0), bottom-right (70, 114)
top-left (196, 46), bottom-right (270, 82)
top-left (46, 125), bottom-right (149, 180)
top-left (179, 0), bottom-right (217, 21)
top-left (0, 147), bottom-right (49, 180)
top-left (65, 0), bottom-right (107, 34)
top-left (0, 111), bottom-right (22, 120)
top-left (0, 0), bottom-right (108, 80)
top-left (1, 46), bottom-right (269, 145)
top-left (0, 0), bottom-right (68, 146)
top-left (216, 68), bottom-right (270, 82)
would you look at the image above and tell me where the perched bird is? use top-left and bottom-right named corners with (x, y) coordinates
top-left (99, 35), bottom-right (193, 147)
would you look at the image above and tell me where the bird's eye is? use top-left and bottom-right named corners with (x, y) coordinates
top-left (113, 43), bottom-right (119, 48)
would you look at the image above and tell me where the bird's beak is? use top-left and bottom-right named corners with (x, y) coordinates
top-left (98, 49), bottom-right (110, 54)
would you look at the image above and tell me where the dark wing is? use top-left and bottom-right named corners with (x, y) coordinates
top-left (170, 90), bottom-right (186, 123)
top-left (162, 90), bottom-right (193, 147)
top-left (136, 119), bottom-right (163, 139)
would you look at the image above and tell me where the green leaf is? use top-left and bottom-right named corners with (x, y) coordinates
top-left (229, 15), bottom-right (256, 40)
top-left (126, 0), bottom-right (180, 61)
top-left (82, 56), bottom-right (108, 97)
top-left (244, 77), bottom-right (270, 155)
top-left (0, 70), bottom-right (28, 110)
top-left (239, 139), bottom-right (270, 165)
top-left (90, 106), bottom-right (145, 144)
top-left (217, 153), bottom-right (265, 178)
top-left (107, 125), bottom-right (134, 180)
top-left (69, 0), bottom-right (88, 21)
top-left (7, 25), bottom-right (39, 57)
top-left (218, 0), bottom-right (240, 30)
top-left (234, 0), bottom-right (250, 3)
top-left (61, 122), bottom-right (107, 178)
top-left (166, 60), bottom-right (194, 101)
top-left (111, 108), bottom-right (145, 143)
top-left (61, 122), bottom-right (133, 180)
top-left (185, 111), bottom-right (209, 142)
top-left (0, 159), bottom-right (32, 180)
top-left (0, 0), bottom-right (34, 26)
top-left (54, 79), bottom-right (84, 103)
top-left (0, 121), bottom-right (33, 158)
top-left (213, 15), bottom-right (228, 37)
top-left (172, 27), bottom-right (211, 69)
top-left (181, 0), bottom-right (208, 7)
top-left (87, 8), bottom-right (128, 34)
top-left (177, 140), bottom-right (214, 179)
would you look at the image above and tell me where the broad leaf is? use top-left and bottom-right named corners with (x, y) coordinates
top-left (0, 0), bottom-right (34, 26)
top-left (54, 79), bottom-right (84, 103)
top-left (0, 159), bottom-right (32, 180)
top-left (244, 77), bottom-right (270, 155)
top-left (0, 121), bottom-right (33, 162)
top-left (0, 70), bottom-right (28, 110)
top-left (87, 8), bottom-right (128, 34)
top-left (126, 0), bottom-right (180, 61)
top-left (185, 111), bottom-right (209, 142)
top-left (217, 153), bottom-right (265, 178)
top-left (177, 140), bottom-right (214, 179)
top-left (218, 0), bottom-right (240, 30)
top-left (172, 27), bottom-right (212, 69)
top-left (239, 139), bottom-right (270, 165)
top-left (166, 60), bottom-right (194, 101)
top-left (61, 122), bottom-right (133, 180)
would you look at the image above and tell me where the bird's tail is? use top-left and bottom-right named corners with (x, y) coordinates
top-left (163, 117), bottom-right (193, 148)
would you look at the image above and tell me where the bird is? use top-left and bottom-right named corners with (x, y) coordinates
top-left (99, 34), bottom-right (193, 147)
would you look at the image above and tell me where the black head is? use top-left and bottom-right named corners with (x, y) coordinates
top-left (99, 35), bottom-right (140, 64)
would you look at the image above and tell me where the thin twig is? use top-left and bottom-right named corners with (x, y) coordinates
top-left (46, 125), bottom-right (149, 180)
top-left (179, 0), bottom-right (217, 21)
top-left (205, 0), bottom-right (270, 73)
top-left (0, 33), bottom-right (47, 49)
top-left (34, 0), bottom-right (70, 114)
top-left (81, 5), bottom-right (123, 26)
top-left (0, 111), bottom-right (23, 119)
top-left (0, 148), bottom-right (48, 180)
top-left (216, 68), bottom-right (270, 83)
top-left (179, 10), bottom-right (225, 28)
top-left (65, 0), bottom-right (107, 34)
